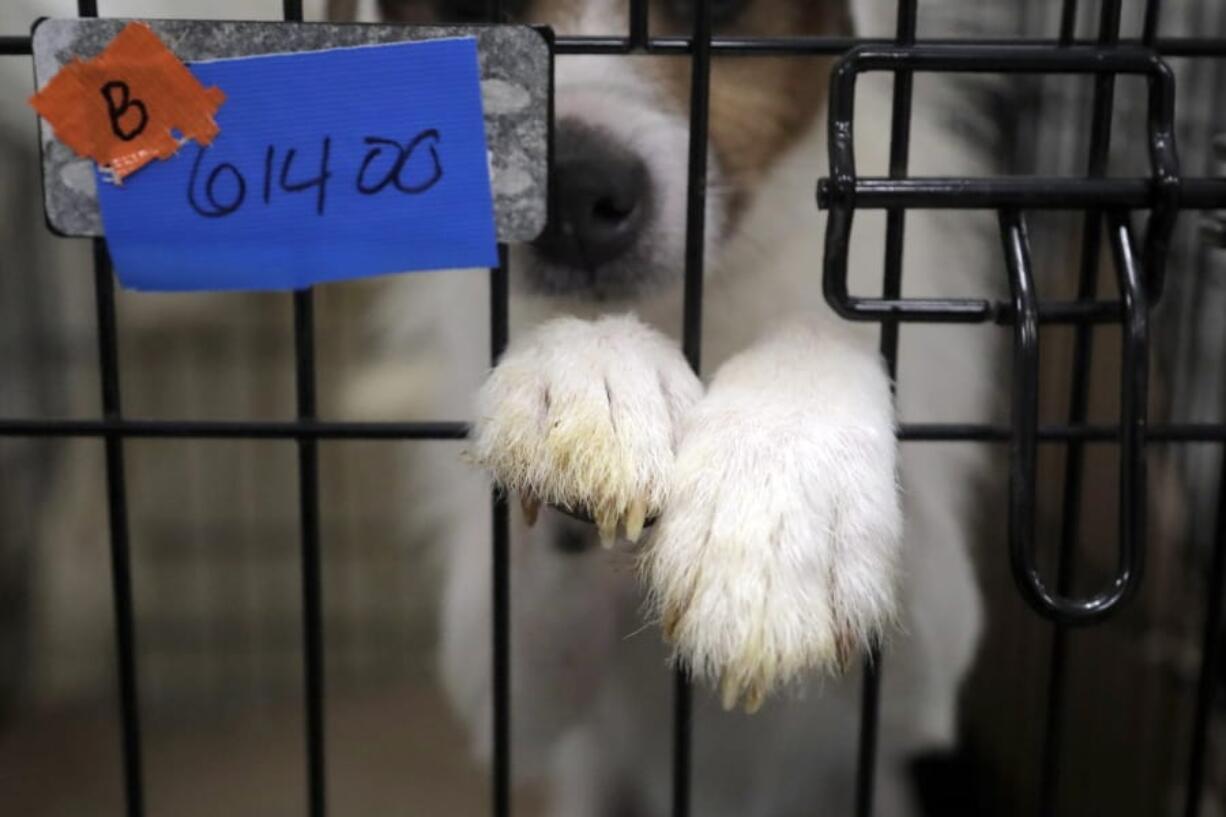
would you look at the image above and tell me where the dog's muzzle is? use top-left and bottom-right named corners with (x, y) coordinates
top-left (524, 118), bottom-right (661, 301)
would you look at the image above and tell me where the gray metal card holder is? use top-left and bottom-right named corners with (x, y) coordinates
top-left (30, 17), bottom-right (552, 243)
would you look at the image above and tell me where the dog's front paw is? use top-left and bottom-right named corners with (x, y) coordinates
top-left (644, 330), bottom-right (901, 711)
top-left (473, 314), bottom-right (702, 545)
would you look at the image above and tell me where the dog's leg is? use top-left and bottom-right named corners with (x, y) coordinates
top-left (644, 319), bottom-right (901, 711)
top-left (439, 485), bottom-right (633, 781)
top-left (461, 312), bottom-right (700, 793)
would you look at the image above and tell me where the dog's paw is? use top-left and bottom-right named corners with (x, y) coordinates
top-left (643, 326), bottom-right (901, 712)
top-left (472, 314), bottom-right (702, 545)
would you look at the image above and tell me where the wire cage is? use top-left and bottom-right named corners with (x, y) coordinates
top-left (0, 1), bottom-right (1224, 816)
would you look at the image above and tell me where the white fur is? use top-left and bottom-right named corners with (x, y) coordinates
top-left (552, 54), bottom-right (727, 286)
top-left (473, 313), bottom-right (702, 544)
top-left (361, 4), bottom-right (998, 815)
top-left (538, 0), bottom-right (727, 279)
top-left (643, 320), bottom-right (900, 711)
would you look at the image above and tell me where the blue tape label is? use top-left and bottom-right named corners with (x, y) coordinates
top-left (96, 37), bottom-right (498, 291)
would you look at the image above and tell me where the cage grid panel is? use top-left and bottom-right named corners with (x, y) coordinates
top-left (1, 1), bottom-right (1225, 817)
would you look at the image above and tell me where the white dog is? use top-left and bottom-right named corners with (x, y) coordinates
top-left (5, 0), bottom-right (997, 812)
top-left (361, 1), bottom-right (1000, 814)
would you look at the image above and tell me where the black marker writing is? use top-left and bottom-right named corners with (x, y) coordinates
top-left (356, 130), bottom-right (443, 195)
top-left (185, 132), bottom-right (442, 220)
top-left (263, 145), bottom-right (275, 205)
top-left (187, 145), bottom-right (246, 218)
top-left (100, 80), bottom-right (148, 142)
top-left (279, 137), bottom-right (332, 216)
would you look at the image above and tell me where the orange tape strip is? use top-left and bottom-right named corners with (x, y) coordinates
top-left (29, 22), bottom-right (225, 182)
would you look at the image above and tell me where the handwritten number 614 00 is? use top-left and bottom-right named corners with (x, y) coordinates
top-left (187, 130), bottom-right (444, 219)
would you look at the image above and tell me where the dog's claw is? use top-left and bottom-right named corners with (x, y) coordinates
top-left (743, 681), bottom-right (765, 714)
top-left (624, 497), bottom-right (647, 543)
top-left (720, 674), bottom-right (738, 711)
top-left (521, 495), bottom-right (541, 527)
top-left (718, 672), bottom-right (765, 714)
top-left (661, 605), bottom-right (681, 643)
top-left (473, 314), bottom-right (702, 556)
top-left (834, 628), bottom-right (858, 675)
top-left (720, 673), bottom-right (756, 712)
top-left (596, 503), bottom-right (618, 549)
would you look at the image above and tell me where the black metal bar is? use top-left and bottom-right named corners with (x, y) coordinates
top-left (1059, 0), bottom-right (1078, 45)
top-left (7, 33), bottom-right (1226, 61)
top-left (819, 177), bottom-right (1225, 211)
top-left (1002, 207), bottom-right (1042, 623)
top-left (824, 42), bottom-right (1172, 91)
top-left (489, 255), bottom-right (510, 368)
top-left (277, 5), bottom-right (326, 817)
top-left (877, 2), bottom-right (917, 374)
top-left (5, 418), bottom-right (1224, 444)
top-left (1183, 449), bottom-right (1226, 817)
top-left (1001, 210), bottom-right (1148, 625)
top-left (550, 35), bottom-right (1226, 59)
top-left (0, 419), bottom-right (469, 439)
top-left (77, 5), bottom-right (143, 815)
top-left (1143, 0), bottom-right (1162, 47)
top-left (1040, 5), bottom-right (1122, 812)
top-left (682, 0), bottom-right (711, 375)
top-left (853, 658), bottom-right (882, 817)
top-left (294, 288), bottom-right (327, 817)
top-left (0, 36), bottom-right (32, 55)
top-left (485, 14), bottom-right (511, 817)
top-left (856, 3), bottom-right (917, 813)
top-left (0, 418), bottom-right (469, 439)
top-left (897, 423), bottom-right (1224, 444)
top-left (93, 240), bottom-right (146, 817)
top-left (492, 244), bottom-right (511, 817)
top-left (672, 1), bottom-right (712, 815)
top-left (628, 0), bottom-right (649, 51)
top-left (486, 15), bottom-right (511, 817)
top-left (492, 482), bottom-right (510, 817)
top-left (1140, 72), bottom-right (1182, 299)
top-left (780, 44), bottom-right (1171, 72)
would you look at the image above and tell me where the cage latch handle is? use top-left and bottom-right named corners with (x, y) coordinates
top-left (1001, 209), bottom-right (1149, 624)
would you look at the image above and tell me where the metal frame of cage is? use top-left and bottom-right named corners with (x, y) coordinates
top-left (0, 0), bottom-right (1224, 816)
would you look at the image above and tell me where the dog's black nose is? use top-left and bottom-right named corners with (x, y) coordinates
top-left (533, 121), bottom-right (649, 269)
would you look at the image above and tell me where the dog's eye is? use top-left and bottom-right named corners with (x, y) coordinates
top-left (429, 0), bottom-right (524, 23)
top-left (665, 0), bottom-right (749, 27)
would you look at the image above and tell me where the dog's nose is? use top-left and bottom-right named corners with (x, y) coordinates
top-left (533, 121), bottom-right (649, 269)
